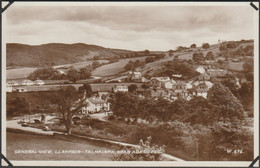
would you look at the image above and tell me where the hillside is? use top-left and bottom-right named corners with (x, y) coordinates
top-left (7, 43), bottom-right (134, 67)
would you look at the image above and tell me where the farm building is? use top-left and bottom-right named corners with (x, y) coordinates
top-left (113, 85), bottom-right (128, 92)
top-left (34, 80), bottom-right (45, 85)
top-left (149, 77), bottom-right (170, 89)
top-left (82, 97), bottom-right (110, 114)
top-left (7, 80), bottom-right (19, 86)
top-left (22, 79), bottom-right (34, 86)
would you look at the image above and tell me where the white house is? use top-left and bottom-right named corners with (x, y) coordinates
top-left (34, 79), bottom-right (45, 85)
top-left (82, 97), bottom-right (110, 114)
top-left (165, 80), bottom-right (176, 89)
top-left (193, 82), bottom-right (209, 99)
top-left (113, 85), bottom-right (128, 92)
top-left (22, 79), bottom-right (34, 86)
top-left (196, 66), bottom-right (205, 74)
top-left (7, 80), bottom-right (19, 86)
top-left (6, 86), bottom-right (13, 92)
top-left (149, 77), bottom-right (170, 89)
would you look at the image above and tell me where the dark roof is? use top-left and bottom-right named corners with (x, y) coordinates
top-left (88, 98), bottom-right (107, 104)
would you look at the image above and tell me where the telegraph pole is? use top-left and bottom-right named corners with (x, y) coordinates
top-left (195, 138), bottom-right (199, 161)
top-left (29, 103), bottom-right (31, 123)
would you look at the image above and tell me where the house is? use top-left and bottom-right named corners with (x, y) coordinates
top-left (206, 68), bottom-right (227, 77)
top-left (113, 85), bottom-right (128, 92)
top-left (6, 86), bottom-right (13, 92)
top-left (22, 79), bottom-right (34, 86)
top-left (14, 88), bottom-right (27, 92)
top-left (127, 71), bottom-right (146, 82)
top-left (193, 82), bottom-right (209, 99)
top-left (34, 79), bottom-right (45, 85)
top-left (164, 80), bottom-right (176, 89)
top-left (192, 80), bottom-right (213, 89)
top-left (7, 80), bottom-right (19, 86)
top-left (196, 66), bottom-right (206, 74)
top-left (82, 97), bottom-right (110, 114)
top-left (149, 77), bottom-right (170, 89)
top-left (197, 74), bottom-right (210, 81)
top-left (172, 81), bottom-right (187, 92)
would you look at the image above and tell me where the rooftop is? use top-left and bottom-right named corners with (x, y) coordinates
top-left (88, 98), bottom-right (107, 104)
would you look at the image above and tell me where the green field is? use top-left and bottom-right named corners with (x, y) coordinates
top-left (7, 131), bottom-right (115, 160)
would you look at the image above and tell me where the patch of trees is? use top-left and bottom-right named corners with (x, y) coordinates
top-left (190, 44), bottom-right (197, 48)
top-left (158, 60), bottom-right (199, 79)
top-left (145, 54), bottom-right (165, 64)
top-left (52, 86), bottom-right (87, 134)
top-left (192, 52), bottom-right (204, 63)
top-left (124, 60), bottom-right (145, 71)
top-left (66, 67), bottom-right (92, 83)
top-left (109, 83), bottom-right (245, 125)
top-left (7, 96), bottom-right (29, 118)
top-left (202, 43), bottom-right (210, 49)
top-left (28, 62), bottom-right (102, 82)
top-left (28, 66), bottom-right (66, 80)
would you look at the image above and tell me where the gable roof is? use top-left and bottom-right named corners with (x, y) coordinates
top-left (151, 77), bottom-right (170, 82)
top-left (88, 98), bottom-right (107, 104)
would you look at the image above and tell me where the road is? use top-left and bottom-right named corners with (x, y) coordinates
top-left (7, 119), bottom-right (184, 161)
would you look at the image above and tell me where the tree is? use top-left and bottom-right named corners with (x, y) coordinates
top-left (53, 86), bottom-right (87, 134)
top-left (7, 96), bottom-right (29, 118)
top-left (206, 51), bottom-right (214, 60)
top-left (79, 67), bottom-right (91, 79)
top-left (128, 84), bottom-right (138, 93)
top-left (208, 83), bottom-right (245, 121)
top-left (190, 44), bottom-right (197, 48)
top-left (168, 50), bottom-right (174, 56)
top-left (202, 43), bottom-right (210, 49)
top-left (192, 52), bottom-right (204, 63)
top-left (145, 57), bottom-right (155, 63)
top-left (78, 83), bottom-right (92, 98)
top-left (67, 67), bottom-right (80, 83)
top-left (124, 61), bottom-right (135, 71)
top-left (92, 61), bottom-right (101, 69)
top-left (144, 49), bottom-right (150, 55)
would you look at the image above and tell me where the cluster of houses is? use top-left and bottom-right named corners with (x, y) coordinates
top-left (81, 70), bottom-right (218, 114)
top-left (6, 79), bottom-right (45, 92)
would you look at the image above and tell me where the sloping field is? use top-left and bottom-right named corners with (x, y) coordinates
top-left (6, 60), bottom-right (108, 80)
top-left (7, 67), bottom-right (37, 79)
top-left (226, 62), bottom-right (245, 71)
top-left (92, 57), bottom-right (146, 77)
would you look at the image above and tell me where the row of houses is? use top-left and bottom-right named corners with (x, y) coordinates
top-left (7, 79), bottom-right (45, 86)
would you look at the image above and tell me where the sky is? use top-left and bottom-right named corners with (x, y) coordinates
top-left (6, 4), bottom-right (255, 51)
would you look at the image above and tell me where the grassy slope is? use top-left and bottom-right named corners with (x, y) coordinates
top-left (7, 43), bottom-right (133, 67)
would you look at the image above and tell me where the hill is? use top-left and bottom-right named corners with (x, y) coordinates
top-left (7, 43), bottom-right (134, 67)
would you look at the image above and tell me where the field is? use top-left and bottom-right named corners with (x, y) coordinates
top-left (6, 60), bottom-right (108, 80)
top-left (7, 67), bottom-right (37, 79)
top-left (92, 57), bottom-right (147, 77)
top-left (226, 62), bottom-right (245, 71)
top-left (7, 131), bottom-right (114, 160)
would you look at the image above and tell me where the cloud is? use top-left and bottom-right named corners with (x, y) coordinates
top-left (6, 4), bottom-right (254, 50)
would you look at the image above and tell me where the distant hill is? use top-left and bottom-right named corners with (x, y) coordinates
top-left (7, 43), bottom-right (134, 67)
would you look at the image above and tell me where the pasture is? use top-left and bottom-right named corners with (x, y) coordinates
top-left (6, 60), bottom-right (109, 80)
top-left (92, 57), bottom-right (147, 77)
top-left (226, 62), bottom-right (245, 71)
